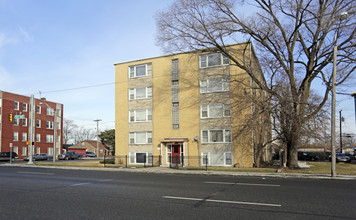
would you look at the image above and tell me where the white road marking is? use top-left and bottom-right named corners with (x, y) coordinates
top-left (205, 181), bottom-right (280, 187)
top-left (163, 196), bottom-right (281, 207)
top-left (71, 182), bottom-right (90, 187)
top-left (99, 179), bottom-right (112, 182)
top-left (18, 171), bottom-right (54, 175)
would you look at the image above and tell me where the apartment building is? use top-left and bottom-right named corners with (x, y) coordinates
top-left (0, 91), bottom-right (63, 158)
top-left (115, 42), bottom-right (270, 168)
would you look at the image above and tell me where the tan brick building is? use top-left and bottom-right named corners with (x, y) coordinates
top-left (115, 43), bottom-right (270, 167)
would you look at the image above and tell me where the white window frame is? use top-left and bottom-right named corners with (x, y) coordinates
top-left (46, 121), bottom-right (54, 129)
top-left (199, 53), bottom-right (229, 68)
top-left (128, 63), bottom-right (152, 78)
top-left (129, 152), bottom-right (153, 164)
top-left (200, 78), bottom-right (230, 93)
top-left (47, 107), bottom-right (54, 116)
top-left (201, 129), bottom-right (232, 143)
top-left (36, 134), bottom-right (41, 142)
top-left (13, 118), bottom-right (19, 126)
top-left (36, 105), bottom-right (41, 114)
top-left (46, 134), bottom-right (54, 143)
top-left (36, 119), bottom-right (41, 128)
top-left (36, 147), bottom-right (41, 154)
top-left (13, 132), bottom-right (19, 141)
top-left (201, 152), bottom-right (232, 166)
top-left (23, 103), bottom-right (28, 112)
top-left (129, 87), bottom-right (152, 100)
top-left (22, 132), bottom-right (27, 142)
top-left (129, 132), bottom-right (152, 144)
top-left (200, 104), bottom-right (231, 118)
top-left (22, 147), bottom-right (27, 156)
top-left (13, 146), bottom-right (18, 155)
top-left (129, 109), bottom-right (152, 122)
top-left (224, 152), bottom-right (233, 166)
top-left (22, 118), bottom-right (28, 127)
top-left (14, 101), bottom-right (19, 110)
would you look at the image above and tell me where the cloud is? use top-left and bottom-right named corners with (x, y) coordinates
top-left (18, 27), bottom-right (33, 42)
top-left (0, 65), bottom-right (14, 88)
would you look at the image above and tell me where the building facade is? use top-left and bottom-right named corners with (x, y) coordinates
top-left (0, 91), bottom-right (63, 158)
top-left (115, 43), bottom-right (270, 168)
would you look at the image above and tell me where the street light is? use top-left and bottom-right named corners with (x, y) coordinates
top-left (331, 11), bottom-right (348, 177)
top-left (40, 102), bottom-right (57, 163)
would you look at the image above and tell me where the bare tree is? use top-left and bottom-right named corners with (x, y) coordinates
top-left (63, 119), bottom-right (78, 145)
top-left (74, 126), bottom-right (96, 143)
top-left (155, 0), bottom-right (355, 168)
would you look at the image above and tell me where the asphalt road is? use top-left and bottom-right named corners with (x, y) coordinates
top-left (0, 166), bottom-right (355, 220)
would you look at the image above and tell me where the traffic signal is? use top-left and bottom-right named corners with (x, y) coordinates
top-left (8, 113), bottom-right (13, 122)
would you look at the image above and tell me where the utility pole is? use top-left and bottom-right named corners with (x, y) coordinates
top-left (28, 94), bottom-right (35, 165)
top-left (352, 92), bottom-right (356, 126)
top-left (94, 119), bottom-right (102, 157)
top-left (339, 110), bottom-right (343, 153)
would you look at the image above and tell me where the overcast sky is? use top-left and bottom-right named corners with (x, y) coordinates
top-left (0, 0), bottom-right (355, 136)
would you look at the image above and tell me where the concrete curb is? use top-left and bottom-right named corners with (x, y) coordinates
top-left (1, 163), bottom-right (356, 180)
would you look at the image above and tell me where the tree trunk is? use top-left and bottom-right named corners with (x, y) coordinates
top-left (286, 125), bottom-right (300, 169)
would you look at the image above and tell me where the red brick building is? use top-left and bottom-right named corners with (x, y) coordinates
top-left (0, 91), bottom-right (63, 158)
top-left (68, 140), bottom-right (111, 157)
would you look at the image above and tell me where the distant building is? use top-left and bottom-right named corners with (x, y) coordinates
top-left (68, 140), bottom-right (110, 157)
top-left (114, 43), bottom-right (271, 168)
top-left (0, 91), bottom-right (63, 158)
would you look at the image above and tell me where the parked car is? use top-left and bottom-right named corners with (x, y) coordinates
top-left (85, 152), bottom-right (97, 157)
top-left (23, 154), bottom-right (53, 161)
top-left (0, 152), bottom-right (18, 161)
top-left (329, 153), bottom-right (351, 163)
top-left (298, 152), bottom-right (319, 161)
top-left (58, 151), bottom-right (82, 160)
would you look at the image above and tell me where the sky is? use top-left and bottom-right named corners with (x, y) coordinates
top-left (0, 0), bottom-right (355, 139)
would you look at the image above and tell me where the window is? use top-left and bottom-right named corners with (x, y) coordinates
top-left (129, 63), bottom-right (152, 78)
top-left (36, 105), bottom-right (41, 114)
top-left (46, 134), bottom-right (54, 143)
top-left (13, 146), bottom-right (18, 155)
top-left (129, 132), bottom-right (152, 144)
top-left (23, 103), bottom-right (28, 112)
top-left (200, 53), bottom-right (229, 68)
top-left (47, 147), bottom-right (53, 155)
top-left (36, 119), bottom-right (41, 128)
top-left (200, 78), bottom-right (230, 93)
top-left (201, 104), bottom-right (231, 118)
top-left (172, 103), bottom-right (179, 129)
top-left (202, 152), bottom-right (232, 166)
top-left (46, 121), bottom-right (54, 129)
top-left (14, 101), bottom-right (19, 110)
top-left (47, 107), bottom-right (54, 116)
top-left (22, 132), bottom-right (27, 142)
top-left (13, 118), bottom-right (19, 126)
top-left (129, 152), bottom-right (153, 164)
top-left (13, 132), bottom-right (19, 141)
top-left (22, 118), bottom-right (27, 126)
top-left (201, 129), bottom-right (232, 143)
top-left (36, 134), bottom-right (41, 142)
top-left (129, 87), bottom-right (152, 100)
top-left (129, 109), bottom-right (152, 122)
top-left (22, 147), bottom-right (27, 156)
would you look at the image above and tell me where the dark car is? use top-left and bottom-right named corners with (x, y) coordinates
top-left (329, 153), bottom-right (351, 163)
top-left (85, 152), bottom-right (97, 157)
top-left (0, 152), bottom-right (18, 161)
top-left (298, 152), bottom-right (319, 161)
top-left (23, 154), bottom-right (53, 161)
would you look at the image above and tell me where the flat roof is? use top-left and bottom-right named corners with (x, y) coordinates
top-left (113, 42), bottom-right (250, 66)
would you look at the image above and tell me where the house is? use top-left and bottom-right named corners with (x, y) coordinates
top-left (114, 42), bottom-right (271, 168)
top-left (68, 140), bottom-right (110, 157)
top-left (0, 91), bottom-right (63, 158)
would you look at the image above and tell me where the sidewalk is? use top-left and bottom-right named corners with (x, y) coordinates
top-left (1, 162), bottom-right (356, 180)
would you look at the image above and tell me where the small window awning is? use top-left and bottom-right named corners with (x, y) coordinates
top-left (161, 138), bottom-right (189, 143)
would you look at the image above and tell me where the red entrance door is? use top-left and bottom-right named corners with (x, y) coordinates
top-left (171, 144), bottom-right (181, 164)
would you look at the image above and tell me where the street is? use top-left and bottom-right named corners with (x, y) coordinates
top-left (0, 166), bottom-right (355, 220)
